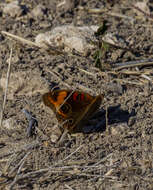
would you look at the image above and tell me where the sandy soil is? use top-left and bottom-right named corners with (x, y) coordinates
top-left (0, 0), bottom-right (153, 189)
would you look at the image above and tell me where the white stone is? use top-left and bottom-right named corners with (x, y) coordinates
top-left (3, 1), bottom-right (22, 17)
top-left (134, 2), bottom-right (150, 16)
top-left (2, 118), bottom-right (15, 130)
top-left (31, 5), bottom-right (45, 18)
top-left (35, 25), bottom-right (99, 55)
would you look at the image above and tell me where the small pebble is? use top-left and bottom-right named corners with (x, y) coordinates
top-left (3, 118), bottom-right (14, 130)
top-left (3, 1), bottom-right (22, 17)
top-left (31, 5), bottom-right (45, 19)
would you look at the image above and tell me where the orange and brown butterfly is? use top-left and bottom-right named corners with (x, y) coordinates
top-left (42, 89), bottom-right (104, 133)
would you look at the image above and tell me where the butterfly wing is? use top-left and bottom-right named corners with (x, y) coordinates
top-left (42, 90), bottom-right (103, 132)
top-left (69, 93), bottom-right (103, 132)
top-left (42, 90), bottom-right (68, 113)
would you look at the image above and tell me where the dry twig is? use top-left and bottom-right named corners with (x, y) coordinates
top-left (0, 141), bottom-right (40, 159)
top-left (1, 31), bottom-right (65, 55)
top-left (8, 152), bottom-right (31, 190)
top-left (113, 59), bottom-right (153, 70)
top-left (0, 47), bottom-right (12, 128)
top-left (65, 184), bottom-right (74, 190)
top-left (9, 152), bottom-right (31, 176)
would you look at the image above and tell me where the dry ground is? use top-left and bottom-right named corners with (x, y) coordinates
top-left (0, 0), bottom-right (153, 189)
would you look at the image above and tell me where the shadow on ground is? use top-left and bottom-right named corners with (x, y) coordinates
top-left (83, 105), bottom-right (136, 133)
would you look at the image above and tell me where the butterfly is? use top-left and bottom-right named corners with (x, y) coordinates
top-left (42, 89), bottom-right (104, 133)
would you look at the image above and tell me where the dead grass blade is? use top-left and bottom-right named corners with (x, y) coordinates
top-left (0, 46), bottom-right (12, 128)
top-left (1, 31), bottom-right (65, 55)
top-left (65, 184), bottom-right (74, 190)
top-left (0, 141), bottom-right (40, 159)
top-left (113, 59), bottom-right (153, 70)
top-left (8, 152), bottom-right (31, 190)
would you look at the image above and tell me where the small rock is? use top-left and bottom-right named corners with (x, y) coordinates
top-left (31, 4), bottom-right (46, 19)
top-left (57, 0), bottom-right (75, 12)
top-left (110, 123), bottom-right (128, 135)
top-left (3, 118), bottom-right (15, 130)
top-left (110, 126), bottom-right (118, 135)
top-left (134, 2), bottom-right (150, 17)
top-left (50, 134), bottom-right (59, 143)
top-left (3, 1), bottom-right (22, 17)
top-left (106, 82), bottom-right (123, 95)
top-left (50, 125), bottom-right (62, 143)
top-left (128, 116), bottom-right (136, 126)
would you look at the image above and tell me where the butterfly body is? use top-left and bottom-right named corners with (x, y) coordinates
top-left (42, 90), bottom-right (103, 132)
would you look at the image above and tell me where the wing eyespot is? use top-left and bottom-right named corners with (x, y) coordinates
top-left (60, 103), bottom-right (71, 114)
